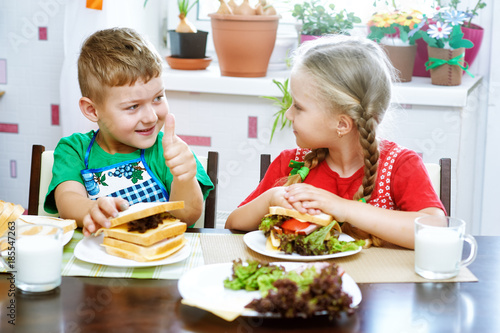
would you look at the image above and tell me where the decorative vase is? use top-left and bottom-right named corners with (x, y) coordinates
top-left (168, 30), bottom-right (208, 59)
top-left (413, 24), bottom-right (483, 78)
top-left (209, 14), bottom-right (280, 77)
top-left (461, 23), bottom-right (484, 67)
top-left (300, 34), bottom-right (321, 44)
top-left (426, 46), bottom-right (465, 86)
top-left (381, 44), bottom-right (417, 82)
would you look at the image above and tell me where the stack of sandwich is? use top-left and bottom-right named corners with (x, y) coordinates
top-left (0, 201), bottom-right (25, 239)
top-left (95, 201), bottom-right (187, 262)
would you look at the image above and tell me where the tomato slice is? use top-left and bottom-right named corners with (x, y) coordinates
top-left (281, 218), bottom-right (312, 235)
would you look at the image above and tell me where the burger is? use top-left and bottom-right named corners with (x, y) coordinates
top-left (259, 206), bottom-right (363, 256)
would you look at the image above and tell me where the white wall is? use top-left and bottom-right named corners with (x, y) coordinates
top-left (480, 0), bottom-right (500, 235)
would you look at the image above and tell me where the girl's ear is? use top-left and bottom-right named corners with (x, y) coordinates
top-left (336, 114), bottom-right (355, 136)
top-left (79, 97), bottom-right (99, 122)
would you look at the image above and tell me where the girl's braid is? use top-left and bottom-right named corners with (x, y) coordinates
top-left (284, 148), bottom-right (328, 186)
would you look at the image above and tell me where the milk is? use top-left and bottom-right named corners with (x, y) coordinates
top-left (415, 228), bottom-right (463, 275)
top-left (17, 235), bottom-right (62, 286)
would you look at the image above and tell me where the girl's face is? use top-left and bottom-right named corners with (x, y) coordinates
top-left (95, 76), bottom-right (168, 154)
top-left (286, 69), bottom-right (338, 149)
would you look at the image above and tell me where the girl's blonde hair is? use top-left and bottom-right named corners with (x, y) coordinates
top-left (285, 35), bottom-right (396, 204)
top-left (78, 27), bottom-right (164, 106)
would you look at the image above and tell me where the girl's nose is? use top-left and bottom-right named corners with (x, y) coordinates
top-left (285, 106), bottom-right (293, 121)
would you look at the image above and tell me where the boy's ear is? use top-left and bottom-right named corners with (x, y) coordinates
top-left (79, 97), bottom-right (99, 122)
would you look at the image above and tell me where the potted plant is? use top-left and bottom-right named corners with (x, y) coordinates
top-left (413, 0), bottom-right (486, 77)
top-left (291, 0), bottom-right (361, 43)
top-left (209, 0), bottom-right (280, 77)
top-left (262, 78), bottom-right (292, 142)
top-left (367, 8), bottom-right (424, 82)
top-left (146, 0), bottom-right (210, 69)
top-left (411, 8), bottom-right (475, 85)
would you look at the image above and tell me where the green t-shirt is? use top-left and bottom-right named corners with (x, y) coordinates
top-left (44, 130), bottom-right (214, 214)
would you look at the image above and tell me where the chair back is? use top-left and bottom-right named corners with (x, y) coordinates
top-left (193, 151), bottom-right (218, 228)
top-left (29, 145), bottom-right (219, 227)
top-left (259, 154), bottom-right (451, 216)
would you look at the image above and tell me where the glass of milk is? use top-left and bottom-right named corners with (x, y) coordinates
top-left (414, 216), bottom-right (477, 280)
top-left (0, 224), bottom-right (64, 293)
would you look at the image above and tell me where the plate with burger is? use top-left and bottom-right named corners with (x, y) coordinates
top-left (74, 201), bottom-right (190, 267)
top-left (243, 206), bottom-right (364, 261)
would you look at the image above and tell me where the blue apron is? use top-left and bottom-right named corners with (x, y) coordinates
top-left (80, 131), bottom-right (169, 204)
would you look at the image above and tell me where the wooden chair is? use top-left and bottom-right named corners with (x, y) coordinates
top-left (28, 145), bottom-right (219, 228)
top-left (259, 154), bottom-right (452, 216)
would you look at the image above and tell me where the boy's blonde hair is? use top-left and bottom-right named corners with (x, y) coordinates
top-left (78, 27), bottom-right (163, 106)
top-left (286, 35), bottom-right (396, 204)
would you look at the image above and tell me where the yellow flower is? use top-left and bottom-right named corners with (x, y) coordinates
top-left (395, 10), bottom-right (423, 29)
top-left (370, 12), bottom-right (396, 28)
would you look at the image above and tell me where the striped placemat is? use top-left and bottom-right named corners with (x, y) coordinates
top-left (60, 230), bottom-right (204, 279)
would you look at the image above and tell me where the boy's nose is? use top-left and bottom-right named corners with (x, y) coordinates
top-left (142, 105), bottom-right (158, 123)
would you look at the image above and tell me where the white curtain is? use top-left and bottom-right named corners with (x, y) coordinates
top-left (60, 0), bottom-right (162, 137)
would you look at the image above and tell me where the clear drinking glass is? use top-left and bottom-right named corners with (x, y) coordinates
top-left (0, 224), bottom-right (64, 292)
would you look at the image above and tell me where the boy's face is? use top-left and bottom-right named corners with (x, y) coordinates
top-left (95, 77), bottom-right (168, 154)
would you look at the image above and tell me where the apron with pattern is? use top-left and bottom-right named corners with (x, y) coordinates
top-left (80, 131), bottom-right (169, 204)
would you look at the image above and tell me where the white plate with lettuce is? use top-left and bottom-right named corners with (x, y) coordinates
top-left (178, 261), bottom-right (361, 320)
top-left (243, 230), bottom-right (362, 261)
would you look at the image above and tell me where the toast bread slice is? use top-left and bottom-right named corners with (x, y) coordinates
top-left (101, 235), bottom-right (187, 262)
top-left (17, 215), bottom-right (76, 234)
top-left (268, 206), bottom-right (334, 227)
top-left (107, 201), bottom-right (184, 228)
top-left (95, 219), bottom-right (186, 246)
top-left (0, 202), bottom-right (25, 236)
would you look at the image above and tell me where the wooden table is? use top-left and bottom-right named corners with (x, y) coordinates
top-left (1, 230), bottom-right (498, 333)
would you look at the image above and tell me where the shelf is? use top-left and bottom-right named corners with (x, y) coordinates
top-left (163, 64), bottom-right (482, 108)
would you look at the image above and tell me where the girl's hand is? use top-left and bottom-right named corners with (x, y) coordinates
top-left (284, 183), bottom-right (348, 221)
top-left (82, 197), bottom-right (129, 236)
top-left (162, 113), bottom-right (197, 182)
top-left (267, 186), bottom-right (294, 210)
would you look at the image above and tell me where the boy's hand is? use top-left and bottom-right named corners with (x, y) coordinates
top-left (162, 113), bottom-right (197, 181)
top-left (82, 197), bottom-right (129, 236)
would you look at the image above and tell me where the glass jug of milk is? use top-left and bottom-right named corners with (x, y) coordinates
top-left (414, 216), bottom-right (477, 280)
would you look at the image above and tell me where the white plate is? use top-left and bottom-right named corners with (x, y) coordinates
top-left (243, 230), bottom-right (362, 261)
top-left (178, 262), bottom-right (361, 317)
top-left (74, 234), bottom-right (190, 267)
top-left (62, 230), bottom-right (74, 246)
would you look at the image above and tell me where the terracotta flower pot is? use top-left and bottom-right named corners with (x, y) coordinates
top-left (209, 14), bottom-right (280, 77)
top-left (426, 46), bottom-right (465, 86)
top-left (381, 44), bottom-right (417, 82)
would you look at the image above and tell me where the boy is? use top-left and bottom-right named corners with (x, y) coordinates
top-left (44, 27), bottom-right (213, 236)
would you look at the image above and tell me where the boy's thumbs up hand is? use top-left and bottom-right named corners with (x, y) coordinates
top-left (162, 113), bottom-right (197, 181)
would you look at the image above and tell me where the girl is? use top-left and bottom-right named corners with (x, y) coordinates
top-left (225, 35), bottom-right (445, 249)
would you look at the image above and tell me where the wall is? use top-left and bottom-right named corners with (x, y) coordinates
top-left (0, 0), bottom-right (65, 206)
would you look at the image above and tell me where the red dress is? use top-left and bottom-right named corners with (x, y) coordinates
top-left (240, 140), bottom-right (445, 214)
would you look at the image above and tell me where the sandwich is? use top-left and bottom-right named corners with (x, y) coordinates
top-left (95, 201), bottom-right (187, 262)
top-left (259, 206), bottom-right (363, 256)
